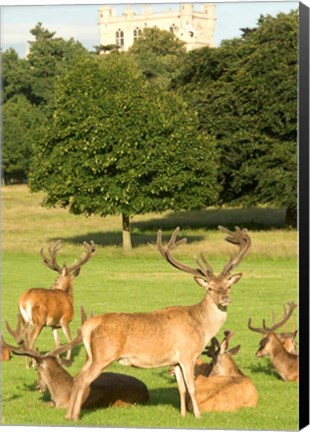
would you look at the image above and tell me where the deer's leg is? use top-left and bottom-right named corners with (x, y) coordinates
top-left (174, 365), bottom-right (187, 417)
top-left (179, 362), bottom-right (201, 419)
top-left (53, 328), bottom-right (60, 348)
top-left (66, 362), bottom-right (106, 421)
top-left (27, 324), bottom-right (44, 368)
top-left (61, 321), bottom-right (72, 361)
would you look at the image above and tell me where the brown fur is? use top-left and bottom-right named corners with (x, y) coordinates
top-left (187, 333), bottom-right (258, 413)
top-left (35, 357), bottom-right (149, 409)
top-left (1, 341), bottom-right (11, 361)
top-left (256, 333), bottom-right (298, 382)
top-left (64, 227), bottom-right (250, 421)
top-left (18, 241), bottom-right (95, 367)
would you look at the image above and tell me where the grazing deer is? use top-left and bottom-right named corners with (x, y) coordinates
top-left (3, 312), bottom-right (149, 410)
top-left (248, 301), bottom-right (298, 382)
top-left (18, 240), bottom-right (96, 366)
top-left (185, 331), bottom-right (258, 412)
top-left (64, 225), bottom-right (251, 420)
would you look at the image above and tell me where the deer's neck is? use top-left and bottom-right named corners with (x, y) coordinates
top-left (191, 293), bottom-right (227, 344)
top-left (269, 341), bottom-right (297, 378)
top-left (41, 362), bottom-right (73, 408)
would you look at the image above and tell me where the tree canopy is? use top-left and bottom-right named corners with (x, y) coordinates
top-left (173, 10), bottom-right (298, 225)
top-left (29, 52), bottom-right (220, 250)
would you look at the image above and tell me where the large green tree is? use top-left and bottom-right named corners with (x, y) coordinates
top-left (26, 23), bottom-right (88, 110)
top-left (129, 27), bottom-right (186, 87)
top-left (2, 95), bottom-right (45, 183)
top-left (1, 24), bottom-right (89, 183)
top-left (29, 52), bottom-right (219, 250)
top-left (174, 10), bottom-right (298, 226)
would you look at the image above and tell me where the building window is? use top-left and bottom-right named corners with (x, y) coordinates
top-left (133, 27), bottom-right (142, 41)
top-left (116, 29), bottom-right (124, 47)
top-left (169, 23), bottom-right (177, 33)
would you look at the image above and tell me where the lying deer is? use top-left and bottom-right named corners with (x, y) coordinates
top-left (3, 312), bottom-right (149, 410)
top-left (185, 331), bottom-right (258, 412)
top-left (268, 308), bottom-right (298, 354)
top-left (248, 301), bottom-right (298, 382)
top-left (18, 240), bottom-right (96, 366)
top-left (64, 225), bottom-right (251, 420)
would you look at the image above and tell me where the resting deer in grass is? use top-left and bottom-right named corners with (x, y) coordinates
top-left (248, 301), bottom-right (298, 382)
top-left (268, 308), bottom-right (298, 354)
top-left (185, 331), bottom-right (258, 412)
top-left (3, 310), bottom-right (149, 410)
top-left (18, 240), bottom-right (96, 366)
top-left (64, 225), bottom-right (251, 421)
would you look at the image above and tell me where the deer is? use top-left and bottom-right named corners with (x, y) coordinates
top-left (64, 225), bottom-right (251, 421)
top-left (3, 310), bottom-right (150, 410)
top-left (1, 339), bottom-right (11, 361)
top-left (268, 307), bottom-right (298, 354)
top-left (248, 301), bottom-right (298, 382)
top-left (18, 240), bottom-right (96, 367)
top-left (184, 331), bottom-right (258, 412)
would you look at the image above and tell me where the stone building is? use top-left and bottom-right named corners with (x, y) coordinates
top-left (98, 3), bottom-right (216, 52)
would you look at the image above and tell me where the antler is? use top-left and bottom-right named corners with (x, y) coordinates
top-left (248, 302), bottom-right (297, 335)
top-left (157, 227), bottom-right (214, 279)
top-left (219, 226), bottom-right (251, 276)
top-left (262, 301), bottom-right (297, 333)
top-left (202, 337), bottom-right (220, 358)
top-left (5, 314), bottom-right (30, 343)
top-left (67, 241), bottom-right (96, 274)
top-left (40, 240), bottom-right (63, 273)
top-left (4, 306), bottom-right (90, 363)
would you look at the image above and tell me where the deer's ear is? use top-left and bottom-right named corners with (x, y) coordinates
top-left (73, 268), bottom-right (81, 277)
top-left (228, 272), bottom-right (243, 286)
top-left (61, 266), bottom-right (68, 277)
top-left (228, 344), bottom-right (241, 356)
top-left (194, 277), bottom-right (209, 290)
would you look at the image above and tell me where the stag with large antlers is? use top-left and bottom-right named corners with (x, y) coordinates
top-left (3, 310), bottom-right (149, 410)
top-left (18, 240), bottom-right (96, 366)
top-left (64, 226), bottom-right (251, 420)
top-left (184, 331), bottom-right (258, 412)
top-left (248, 301), bottom-right (298, 382)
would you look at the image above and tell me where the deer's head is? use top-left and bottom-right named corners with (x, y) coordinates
top-left (157, 226), bottom-right (251, 310)
top-left (40, 240), bottom-right (96, 291)
top-left (248, 301), bottom-right (298, 357)
top-left (203, 330), bottom-right (242, 376)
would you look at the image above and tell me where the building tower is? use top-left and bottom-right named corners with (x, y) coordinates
top-left (98, 3), bottom-right (216, 52)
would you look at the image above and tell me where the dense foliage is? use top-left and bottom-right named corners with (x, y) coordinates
top-left (2, 10), bottom-right (298, 227)
top-left (173, 11), bottom-right (298, 225)
top-left (1, 23), bottom-right (88, 182)
top-left (29, 53), bottom-right (219, 249)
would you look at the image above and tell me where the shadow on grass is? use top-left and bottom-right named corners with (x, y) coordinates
top-left (249, 361), bottom-right (280, 379)
top-left (133, 207), bottom-right (287, 232)
top-left (51, 232), bottom-right (204, 248)
top-left (57, 207), bottom-right (287, 248)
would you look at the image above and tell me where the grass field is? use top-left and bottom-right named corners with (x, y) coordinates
top-left (1, 185), bottom-right (298, 429)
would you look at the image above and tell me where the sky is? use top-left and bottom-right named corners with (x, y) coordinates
top-left (0, 1), bottom-right (300, 58)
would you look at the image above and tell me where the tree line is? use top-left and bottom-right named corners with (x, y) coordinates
top-left (1, 11), bottom-right (298, 248)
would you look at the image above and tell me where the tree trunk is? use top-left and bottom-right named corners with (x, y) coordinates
top-left (285, 206), bottom-right (297, 228)
top-left (122, 213), bottom-right (132, 252)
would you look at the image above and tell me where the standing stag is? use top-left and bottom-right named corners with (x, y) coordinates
top-left (248, 301), bottom-right (298, 382)
top-left (3, 311), bottom-right (149, 410)
top-left (18, 240), bottom-right (96, 366)
top-left (65, 225), bottom-right (251, 420)
top-left (185, 331), bottom-right (258, 412)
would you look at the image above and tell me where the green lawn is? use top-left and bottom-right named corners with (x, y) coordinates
top-left (1, 185), bottom-right (298, 429)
